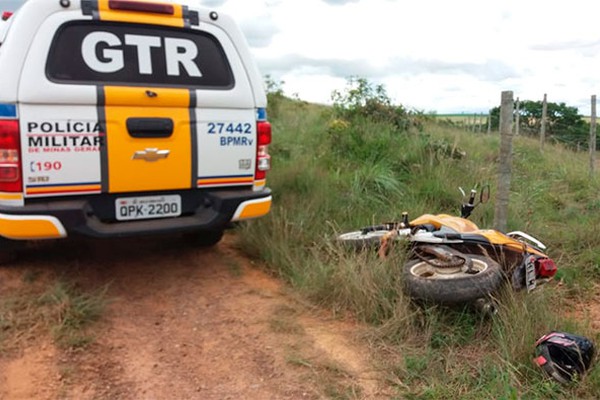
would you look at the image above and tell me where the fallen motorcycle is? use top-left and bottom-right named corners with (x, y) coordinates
top-left (337, 186), bottom-right (558, 306)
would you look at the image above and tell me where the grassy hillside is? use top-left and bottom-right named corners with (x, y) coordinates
top-left (236, 93), bottom-right (600, 399)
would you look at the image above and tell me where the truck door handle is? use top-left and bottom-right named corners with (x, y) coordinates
top-left (126, 118), bottom-right (174, 138)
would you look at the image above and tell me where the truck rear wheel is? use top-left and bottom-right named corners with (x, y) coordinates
top-left (184, 230), bottom-right (224, 248)
top-left (0, 238), bottom-right (19, 264)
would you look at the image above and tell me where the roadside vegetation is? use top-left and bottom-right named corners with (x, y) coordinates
top-left (1, 74), bottom-right (598, 398)
top-left (237, 76), bottom-right (600, 399)
top-left (0, 273), bottom-right (109, 352)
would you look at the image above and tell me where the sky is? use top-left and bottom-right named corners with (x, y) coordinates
top-left (4, 0), bottom-right (600, 115)
top-left (203, 0), bottom-right (600, 115)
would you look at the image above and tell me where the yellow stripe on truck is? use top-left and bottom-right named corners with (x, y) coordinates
top-left (103, 86), bottom-right (192, 193)
top-left (232, 196), bottom-right (272, 221)
top-left (0, 214), bottom-right (67, 240)
top-left (0, 193), bottom-right (23, 201)
top-left (97, 0), bottom-right (185, 27)
top-left (0, 192), bottom-right (24, 208)
top-left (103, 86), bottom-right (190, 107)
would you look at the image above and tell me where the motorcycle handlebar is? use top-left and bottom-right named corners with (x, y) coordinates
top-left (459, 189), bottom-right (477, 218)
top-left (468, 189), bottom-right (476, 206)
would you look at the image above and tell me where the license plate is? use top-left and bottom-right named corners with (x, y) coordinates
top-left (525, 256), bottom-right (537, 292)
top-left (115, 195), bottom-right (181, 221)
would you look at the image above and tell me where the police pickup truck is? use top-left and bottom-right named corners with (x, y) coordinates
top-left (0, 0), bottom-right (272, 253)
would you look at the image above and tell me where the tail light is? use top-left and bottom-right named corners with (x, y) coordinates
top-left (0, 120), bottom-right (22, 192)
top-left (255, 120), bottom-right (271, 181)
top-left (1, 12), bottom-right (13, 21)
top-left (536, 258), bottom-right (557, 278)
top-left (108, 0), bottom-right (174, 14)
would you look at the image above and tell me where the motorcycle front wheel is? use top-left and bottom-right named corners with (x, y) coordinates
top-left (336, 229), bottom-right (391, 250)
top-left (402, 254), bottom-right (503, 304)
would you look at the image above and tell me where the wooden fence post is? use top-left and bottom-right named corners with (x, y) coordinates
top-left (494, 91), bottom-right (514, 232)
top-left (540, 93), bottom-right (547, 150)
top-left (515, 97), bottom-right (520, 136)
top-left (487, 112), bottom-right (492, 134)
top-left (590, 95), bottom-right (597, 176)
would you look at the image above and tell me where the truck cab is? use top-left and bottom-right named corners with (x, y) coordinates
top-left (0, 0), bottom-right (272, 250)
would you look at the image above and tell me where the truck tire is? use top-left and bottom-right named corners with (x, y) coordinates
top-left (184, 230), bottom-right (224, 248)
top-left (402, 254), bottom-right (503, 304)
top-left (0, 238), bottom-right (19, 265)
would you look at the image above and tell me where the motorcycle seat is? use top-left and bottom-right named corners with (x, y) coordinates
top-left (410, 214), bottom-right (480, 233)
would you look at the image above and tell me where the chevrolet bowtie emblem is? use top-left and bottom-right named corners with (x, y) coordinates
top-left (132, 148), bottom-right (170, 162)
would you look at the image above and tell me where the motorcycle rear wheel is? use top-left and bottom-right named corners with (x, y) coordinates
top-left (403, 254), bottom-right (503, 304)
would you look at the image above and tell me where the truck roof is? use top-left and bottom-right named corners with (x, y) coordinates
top-left (0, 0), bottom-right (266, 106)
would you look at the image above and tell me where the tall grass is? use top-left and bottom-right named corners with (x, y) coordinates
top-left (235, 95), bottom-right (600, 398)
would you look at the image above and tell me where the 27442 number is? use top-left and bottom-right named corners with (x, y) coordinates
top-left (207, 122), bottom-right (251, 134)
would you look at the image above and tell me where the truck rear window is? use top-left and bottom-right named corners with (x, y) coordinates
top-left (46, 21), bottom-right (234, 89)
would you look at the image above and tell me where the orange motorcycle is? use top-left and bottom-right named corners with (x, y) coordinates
top-left (337, 186), bottom-right (557, 306)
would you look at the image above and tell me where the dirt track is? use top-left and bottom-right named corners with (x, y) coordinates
top-left (0, 233), bottom-right (392, 399)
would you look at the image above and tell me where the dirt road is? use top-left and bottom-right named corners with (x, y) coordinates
top-left (0, 233), bottom-right (392, 399)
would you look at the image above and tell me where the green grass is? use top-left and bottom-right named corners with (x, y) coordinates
top-left (236, 95), bottom-right (600, 398)
top-left (285, 351), bottom-right (363, 399)
top-left (38, 281), bottom-right (110, 348)
top-left (0, 275), bottom-right (110, 351)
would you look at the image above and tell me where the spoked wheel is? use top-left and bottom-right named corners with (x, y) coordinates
top-left (337, 223), bottom-right (409, 251)
top-left (402, 253), bottom-right (503, 304)
top-left (336, 230), bottom-right (391, 250)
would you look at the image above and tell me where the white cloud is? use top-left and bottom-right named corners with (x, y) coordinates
top-left (6, 0), bottom-right (599, 114)
top-left (2, 0), bottom-right (26, 12)
top-left (199, 0), bottom-right (228, 7)
top-left (237, 14), bottom-right (279, 48)
top-left (205, 0), bottom-right (600, 115)
top-left (321, 0), bottom-right (360, 5)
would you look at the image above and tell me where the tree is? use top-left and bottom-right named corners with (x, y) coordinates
top-left (330, 76), bottom-right (413, 131)
top-left (489, 100), bottom-right (590, 149)
top-left (263, 75), bottom-right (286, 118)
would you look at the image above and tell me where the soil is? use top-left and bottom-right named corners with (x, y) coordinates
top-left (0, 233), bottom-right (394, 400)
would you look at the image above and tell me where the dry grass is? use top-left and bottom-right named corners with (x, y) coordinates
top-left (0, 269), bottom-right (110, 352)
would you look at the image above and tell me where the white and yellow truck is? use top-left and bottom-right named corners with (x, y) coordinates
top-left (0, 0), bottom-right (272, 251)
